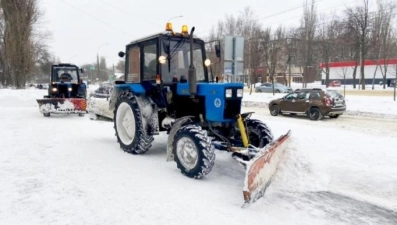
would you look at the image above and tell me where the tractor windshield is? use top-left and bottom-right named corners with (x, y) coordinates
top-left (161, 39), bottom-right (206, 83)
top-left (54, 66), bottom-right (79, 83)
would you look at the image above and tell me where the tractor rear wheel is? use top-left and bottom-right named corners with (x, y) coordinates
top-left (172, 125), bottom-right (215, 179)
top-left (114, 91), bottom-right (153, 154)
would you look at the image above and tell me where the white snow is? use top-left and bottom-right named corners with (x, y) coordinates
top-left (1, 88), bottom-right (397, 225)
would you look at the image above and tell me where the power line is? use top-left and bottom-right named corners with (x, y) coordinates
top-left (57, 0), bottom-right (135, 38)
top-left (257, 0), bottom-right (328, 21)
top-left (97, 0), bottom-right (163, 29)
top-left (195, 0), bottom-right (361, 38)
top-left (261, 0), bottom-right (360, 28)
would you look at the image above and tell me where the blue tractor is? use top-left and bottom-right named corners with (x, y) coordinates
top-left (110, 23), bottom-right (291, 204)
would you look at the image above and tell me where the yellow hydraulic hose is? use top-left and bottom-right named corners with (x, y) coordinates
top-left (237, 114), bottom-right (249, 148)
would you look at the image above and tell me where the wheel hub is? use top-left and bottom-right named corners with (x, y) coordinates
top-left (116, 102), bottom-right (136, 145)
top-left (176, 137), bottom-right (198, 170)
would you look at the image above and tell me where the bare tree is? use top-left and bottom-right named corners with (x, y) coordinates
top-left (345, 0), bottom-right (370, 90)
top-left (299, 0), bottom-right (317, 88)
top-left (317, 15), bottom-right (342, 87)
top-left (116, 59), bottom-right (125, 73)
top-left (1, 0), bottom-right (41, 88)
top-left (377, 0), bottom-right (396, 89)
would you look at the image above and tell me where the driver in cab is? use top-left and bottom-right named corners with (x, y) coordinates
top-left (60, 71), bottom-right (73, 82)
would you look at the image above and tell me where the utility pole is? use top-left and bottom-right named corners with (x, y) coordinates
top-left (288, 53), bottom-right (292, 87)
top-left (96, 43), bottom-right (108, 82)
top-left (393, 65), bottom-right (397, 101)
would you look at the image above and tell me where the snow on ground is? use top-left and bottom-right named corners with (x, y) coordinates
top-left (0, 88), bottom-right (397, 225)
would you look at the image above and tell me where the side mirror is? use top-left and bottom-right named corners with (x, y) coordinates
top-left (80, 68), bottom-right (85, 74)
top-left (118, 51), bottom-right (125, 58)
top-left (215, 44), bottom-right (221, 58)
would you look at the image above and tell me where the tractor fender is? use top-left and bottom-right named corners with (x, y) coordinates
top-left (135, 95), bottom-right (159, 135)
top-left (166, 116), bottom-right (195, 162)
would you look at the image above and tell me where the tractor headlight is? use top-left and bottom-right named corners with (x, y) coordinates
top-left (237, 89), bottom-right (243, 97)
top-left (52, 87), bottom-right (57, 92)
top-left (158, 55), bottom-right (166, 64)
top-left (225, 89), bottom-right (232, 98)
top-left (68, 87), bottom-right (72, 92)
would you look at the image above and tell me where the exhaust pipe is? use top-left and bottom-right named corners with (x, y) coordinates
top-left (188, 27), bottom-right (197, 98)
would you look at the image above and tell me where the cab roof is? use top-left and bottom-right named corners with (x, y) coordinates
top-left (128, 31), bottom-right (204, 45)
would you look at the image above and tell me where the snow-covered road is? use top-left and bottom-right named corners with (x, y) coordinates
top-left (0, 89), bottom-right (396, 225)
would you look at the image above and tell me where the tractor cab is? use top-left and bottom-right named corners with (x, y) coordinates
top-left (113, 22), bottom-right (244, 125)
top-left (49, 63), bottom-right (86, 99)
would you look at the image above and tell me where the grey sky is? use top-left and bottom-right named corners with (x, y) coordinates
top-left (39, 0), bottom-right (362, 67)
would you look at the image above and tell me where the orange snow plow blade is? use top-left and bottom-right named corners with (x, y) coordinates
top-left (242, 130), bottom-right (291, 205)
top-left (36, 98), bottom-right (87, 114)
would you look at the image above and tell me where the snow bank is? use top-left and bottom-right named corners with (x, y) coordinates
top-left (242, 92), bottom-right (397, 119)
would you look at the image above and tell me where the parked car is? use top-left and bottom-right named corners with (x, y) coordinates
top-left (268, 88), bottom-right (346, 120)
top-left (255, 82), bottom-right (293, 93)
top-left (329, 80), bottom-right (341, 87)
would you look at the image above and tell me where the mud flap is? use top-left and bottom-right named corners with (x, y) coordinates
top-left (242, 130), bottom-right (291, 206)
top-left (36, 98), bottom-right (87, 114)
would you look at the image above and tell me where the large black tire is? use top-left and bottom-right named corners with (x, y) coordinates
top-left (233, 119), bottom-right (274, 162)
top-left (43, 113), bottom-right (50, 117)
top-left (308, 107), bottom-right (322, 121)
top-left (270, 104), bottom-right (280, 116)
top-left (172, 125), bottom-right (215, 179)
top-left (246, 119), bottom-right (274, 148)
top-left (114, 91), bottom-right (154, 154)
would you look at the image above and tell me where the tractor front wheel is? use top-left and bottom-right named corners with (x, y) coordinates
top-left (114, 91), bottom-right (153, 154)
top-left (233, 119), bottom-right (274, 162)
top-left (246, 119), bottom-right (274, 148)
top-left (172, 125), bottom-right (215, 179)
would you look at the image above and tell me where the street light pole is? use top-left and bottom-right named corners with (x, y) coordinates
top-left (167, 15), bottom-right (183, 22)
top-left (97, 43), bottom-right (109, 82)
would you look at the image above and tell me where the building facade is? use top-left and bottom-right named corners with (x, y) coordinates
top-left (320, 59), bottom-right (397, 85)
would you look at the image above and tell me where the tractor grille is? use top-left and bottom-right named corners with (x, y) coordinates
top-left (57, 84), bottom-right (69, 96)
top-left (224, 99), bottom-right (241, 119)
top-left (223, 88), bottom-right (242, 119)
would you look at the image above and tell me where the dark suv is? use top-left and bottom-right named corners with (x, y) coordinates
top-left (268, 88), bottom-right (346, 120)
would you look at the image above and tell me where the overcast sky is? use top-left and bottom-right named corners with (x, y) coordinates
top-left (39, 0), bottom-right (363, 67)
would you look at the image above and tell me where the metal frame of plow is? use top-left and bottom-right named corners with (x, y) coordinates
top-left (242, 130), bottom-right (291, 207)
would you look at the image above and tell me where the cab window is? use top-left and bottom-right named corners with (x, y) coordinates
top-left (143, 44), bottom-right (157, 81)
top-left (285, 93), bottom-right (298, 100)
top-left (127, 46), bottom-right (140, 83)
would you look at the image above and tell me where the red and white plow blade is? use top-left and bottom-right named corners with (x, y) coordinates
top-left (243, 130), bottom-right (291, 205)
top-left (36, 98), bottom-right (87, 114)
